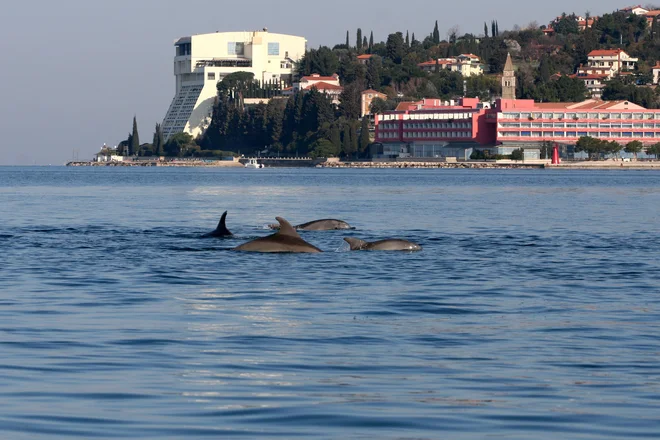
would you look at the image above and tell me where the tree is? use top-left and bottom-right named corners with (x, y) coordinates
top-left (433, 21), bottom-right (440, 44)
top-left (152, 123), bottom-right (164, 156)
top-left (484, 22), bottom-right (489, 38)
top-left (369, 97), bottom-right (390, 114)
top-left (625, 140), bottom-right (644, 160)
top-left (405, 31), bottom-right (410, 48)
top-left (358, 117), bottom-right (370, 155)
top-left (339, 82), bottom-right (364, 120)
top-left (309, 139), bottom-right (338, 158)
top-left (346, 31), bottom-right (350, 49)
top-left (386, 32), bottom-right (405, 64)
top-left (369, 31), bottom-right (374, 52)
top-left (330, 124), bottom-right (342, 152)
top-left (510, 148), bottom-right (524, 161)
top-left (575, 136), bottom-right (607, 160)
top-left (366, 57), bottom-right (382, 89)
top-left (645, 142), bottom-right (660, 158)
top-left (342, 123), bottom-right (354, 158)
top-left (357, 28), bottom-right (362, 51)
top-left (491, 21), bottom-right (496, 39)
top-left (131, 116), bottom-right (140, 156)
top-left (164, 132), bottom-right (195, 157)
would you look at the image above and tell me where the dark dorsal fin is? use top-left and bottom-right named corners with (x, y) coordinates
top-left (275, 217), bottom-right (301, 238)
top-left (344, 237), bottom-right (368, 250)
top-left (215, 211), bottom-right (232, 235)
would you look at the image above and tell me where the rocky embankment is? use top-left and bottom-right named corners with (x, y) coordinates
top-left (320, 161), bottom-right (542, 169)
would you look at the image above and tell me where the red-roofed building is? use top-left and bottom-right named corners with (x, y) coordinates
top-left (417, 54), bottom-right (483, 76)
top-left (289, 73), bottom-right (344, 104)
top-left (357, 54), bottom-right (375, 65)
top-left (587, 48), bottom-right (637, 72)
top-left (373, 97), bottom-right (660, 159)
top-left (620, 5), bottom-right (649, 15)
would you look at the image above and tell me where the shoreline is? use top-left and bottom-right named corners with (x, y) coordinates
top-left (65, 159), bottom-right (660, 170)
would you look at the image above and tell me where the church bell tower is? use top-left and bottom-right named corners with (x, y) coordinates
top-left (502, 53), bottom-right (516, 99)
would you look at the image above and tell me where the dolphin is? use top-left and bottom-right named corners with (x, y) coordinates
top-left (268, 219), bottom-right (354, 231)
top-left (234, 217), bottom-right (323, 253)
top-left (203, 211), bottom-right (233, 237)
top-left (344, 237), bottom-right (422, 251)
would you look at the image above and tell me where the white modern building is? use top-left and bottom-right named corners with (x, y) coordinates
top-left (162, 29), bottom-right (307, 139)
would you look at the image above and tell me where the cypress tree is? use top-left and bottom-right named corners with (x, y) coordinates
top-left (359, 117), bottom-right (370, 155)
top-left (342, 124), bottom-right (352, 158)
top-left (484, 22), bottom-right (488, 37)
top-left (131, 116), bottom-right (140, 156)
top-left (433, 21), bottom-right (440, 44)
top-left (357, 28), bottom-right (362, 50)
top-left (491, 21), bottom-right (496, 39)
top-left (411, 32), bottom-right (416, 45)
top-left (405, 31), bottom-right (410, 48)
top-left (363, 36), bottom-right (368, 49)
top-left (153, 123), bottom-right (164, 156)
top-left (346, 31), bottom-right (350, 48)
top-left (350, 122), bottom-right (358, 156)
top-left (495, 21), bottom-right (499, 36)
top-left (330, 124), bottom-right (341, 152)
top-left (369, 31), bottom-right (374, 52)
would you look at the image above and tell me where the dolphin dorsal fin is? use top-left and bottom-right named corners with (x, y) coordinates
top-left (344, 237), bottom-right (367, 250)
top-left (216, 211), bottom-right (232, 235)
top-left (275, 217), bottom-right (300, 238)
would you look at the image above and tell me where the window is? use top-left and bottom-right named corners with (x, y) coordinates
top-left (227, 42), bottom-right (245, 55)
top-left (268, 42), bottom-right (280, 56)
top-left (207, 72), bottom-right (215, 81)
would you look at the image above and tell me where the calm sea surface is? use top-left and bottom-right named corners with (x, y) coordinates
top-left (0, 166), bottom-right (659, 439)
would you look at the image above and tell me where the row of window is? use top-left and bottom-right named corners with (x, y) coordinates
top-left (378, 131), bottom-right (471, 139)
top-left (499, 131), bottom-right (657, 138)
top-left (403, 122), bottom-right (472, 129)
top-left (501, 112), bottom-right (660, 120)
top-left (379, 112), bottom-right (473, 122)
top-left (500, 122), bottom-right (660, 129)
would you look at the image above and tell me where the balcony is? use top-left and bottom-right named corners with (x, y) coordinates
top-left (195, 59), bottom-right (252, 69)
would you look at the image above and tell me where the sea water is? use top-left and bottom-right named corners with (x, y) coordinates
top-left (0, 166), bottom-right (659, 439)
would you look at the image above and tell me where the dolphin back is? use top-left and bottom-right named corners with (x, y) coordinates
top-left (344, 237), bottom-right (368, 250)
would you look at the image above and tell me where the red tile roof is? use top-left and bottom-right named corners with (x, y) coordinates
top-left (588, 49), bottom-right (624, 56)
top-left (357, 54), bottom-right (374, 59)
top-left (302, 74), bottom-right (339, 82)
top-left (308, 81), bottom-right (343, 91)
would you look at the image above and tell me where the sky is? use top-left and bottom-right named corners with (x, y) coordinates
top-left (0, 0), bottom-right (631, 165)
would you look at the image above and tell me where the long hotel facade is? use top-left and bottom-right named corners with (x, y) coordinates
top-left (374, 98), bottom-right (660, 159)
top-left (162, 29), bottom-right (306, 139)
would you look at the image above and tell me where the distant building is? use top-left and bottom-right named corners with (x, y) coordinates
top-left (287, 73), bottom-right (344, 105)
top-left (361, 89), bottom-right (387, 117)
top-left (653, 61), bottom-right (660, 84)
top-left (161, 29), bottom-right (307, 140)
top-left (357, 54), bottom-right (375, 65)
top-left (620, 5), bottom-right (649, 15)
top-left (502, 53), bottom-right (516, 100)
top-left (417, 54), bottom-right (484, 77)
top-left (587, 49), bottom-right (638, 74)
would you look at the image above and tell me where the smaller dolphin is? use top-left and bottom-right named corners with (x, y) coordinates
top-left (234, 217), bottom-right (322, 253)
top-left (268, 219), bottom-right (353, 231)
top-left (344, 237), bottom-right (422, 251)
top-left (203, 211), bottom-right (233, 237)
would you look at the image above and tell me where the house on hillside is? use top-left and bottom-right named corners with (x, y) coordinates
top-left (360, 89), bottom-right (387, 117)
top-left (620, 5), bottom-right (649, 15)
top-left (357, 54), bottom-right (375, 65)
top-left (417, 54), bottom-right (483, 77)
top-left (287, 73), bottom-right (344, 105)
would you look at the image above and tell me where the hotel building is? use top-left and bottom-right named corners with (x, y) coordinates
top-left (161, 29), bottom-right (306, 139)
top-left (374, 98), bottom-right (660, 159)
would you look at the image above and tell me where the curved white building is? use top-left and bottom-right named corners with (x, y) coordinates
top-left (162, 29), bottom-right (306, 140)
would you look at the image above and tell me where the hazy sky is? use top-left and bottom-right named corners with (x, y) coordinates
top-left (0, 0), bottom-right (629, 165)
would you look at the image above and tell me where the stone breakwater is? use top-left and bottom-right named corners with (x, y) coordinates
top-left (66, 160), bottom-right (242, 167)
top-left (320, 161), bottom-right (542, 169)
